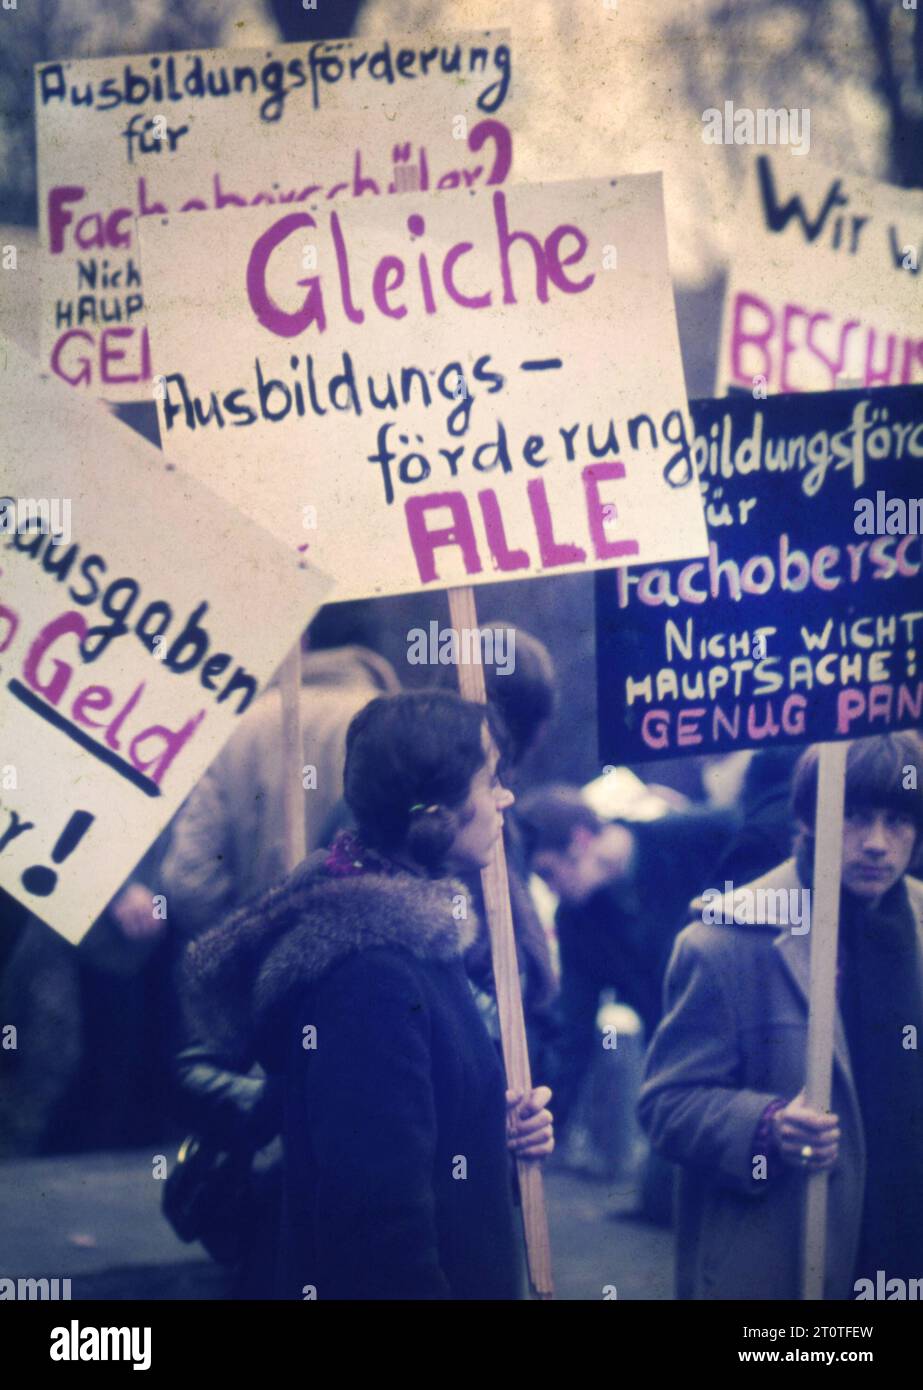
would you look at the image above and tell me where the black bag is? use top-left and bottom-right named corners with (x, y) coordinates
top-left (162, 1134), bottom-right (253, 1267)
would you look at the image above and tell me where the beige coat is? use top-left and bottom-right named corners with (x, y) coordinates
top-left (639, 858), bottom-right (923, 1300)
top-left (159, 646), bottom-right (399, 937)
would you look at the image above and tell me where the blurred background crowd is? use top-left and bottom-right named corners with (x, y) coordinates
top-left (1, 0), bottom-right (921, 1294)
top-left (0, 598), bottom-right (882, 1210)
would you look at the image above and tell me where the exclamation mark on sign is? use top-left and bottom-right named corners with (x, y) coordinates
top-left (21, 811), bottom-right (94, 897)
top-left (907, 649), bottom-right (917, 678)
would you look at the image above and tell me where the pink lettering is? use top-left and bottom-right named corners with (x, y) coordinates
top-left (779, 303), bottom-right (809, 394)
top-left (442, 242), bottom-right (490, 309)
top-left (371, 255), bottom-right (406, 319)
top-left (677, 707), bottom-right (705, 747)
top-left (100, 326), bottom-right (150, 385)
top-left (72, 685), bottom-right (114, 729)
top-left (581, 462), bottom-right (639, 561)
top-left (527, 479), bottom-right (586, 569)
top-left (468, 119), bottom-right (513, 186)
top-left (246, 212), bottom-right (324, 338)
top-left (641, 709), bottom-right (670, 750)
top-left (23, 612), bottom-right (87, 703)
top-left (477, 490), bottom-right (529, 572)
top-left (48, 186), bottom-right (87, 255)
top-left (729, 291), bottom-right (775, 388)
top-left (405, 492), bottom-right (483, 584)
top-left (836, 687), bottom-right (866, 734)
top-left (810, 544), bottom-right (841, 591)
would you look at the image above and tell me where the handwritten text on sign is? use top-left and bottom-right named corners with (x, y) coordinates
top-left (0, 337), bottom-right (329, 943)
top-left (140, 174), bottom-right (708, 599)
top-left (596, 385), bottom-right (923, 761)
top-left (35, 32), bottom-right (513, 401)
top-left (716, 154), bottom-right (923, 396)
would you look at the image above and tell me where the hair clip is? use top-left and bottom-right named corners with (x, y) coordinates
top-left (409, 803), bottom-right (440, 815)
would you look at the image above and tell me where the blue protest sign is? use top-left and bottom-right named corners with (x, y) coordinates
top-left (596, 384), bottom-right (923, 763)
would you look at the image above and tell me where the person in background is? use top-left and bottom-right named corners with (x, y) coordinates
top-left (0, 835), bottom-right (174, 1158)
top-left (474, 619), bottom-right (557, 774)
top-left (159, 601), bottom-right (398, 1291)
top-left (159, 599), bottom-right (400, 941)
top-left (182, 692), bottom-right (554, 1299)
top-left (712, 746), bottom-right (802, 885)
top-left (639, 732), bottom-right (923, 1299)
top-left (518, 786), bottom-right (737, 1141)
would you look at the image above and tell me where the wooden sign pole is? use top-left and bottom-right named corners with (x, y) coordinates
top-left (799, 739), bottom-right (848, 1300)
top-left (448, 586), bottom-right (555, 1299)
top-left (280, 643), bottom-right (307, 873)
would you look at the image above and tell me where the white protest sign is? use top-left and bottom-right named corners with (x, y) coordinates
top-left (717, 152), bottom-right (923, 396)
top-left (35, 32), bottom-right (514, 402)
top-left (139, 173), bottom-right (708, 599)
top-left (0, 336), bottom-right (331, 944)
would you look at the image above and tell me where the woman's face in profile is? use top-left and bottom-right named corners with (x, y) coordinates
top-left (446, 728), bottom-right (515, 872)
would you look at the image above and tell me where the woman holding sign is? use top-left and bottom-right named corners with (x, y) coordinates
top-left (183, 691), bottom-right (553, 1299)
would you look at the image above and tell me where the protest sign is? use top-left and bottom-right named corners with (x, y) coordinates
top-left (0, 336), bottom-right (330, 944)
top-left (140, 169), bottom-right (707, 1300)
top-left (596, 384), bottom-right (923, 764)
top-left (35, 31), bottom-right (513, 402)
top-left (138, 173), bottom-right (708, 600)
top-left (716, 153), bottom-right (923, 396)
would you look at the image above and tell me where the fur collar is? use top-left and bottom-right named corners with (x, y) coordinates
top-left (183, 853), bottom-right (479, 1060)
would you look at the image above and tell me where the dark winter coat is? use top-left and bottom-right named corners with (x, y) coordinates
top-left (552, 809), bottom-right (735, 1131)
top-left (183, 853), bottom-right (521, 1300)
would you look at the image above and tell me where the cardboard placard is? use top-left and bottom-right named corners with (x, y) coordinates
top-left (716, 154), bottom-right (923, 396)
top-left (139, 173), bottom-right (708, 599)
top-left (0, 336), bottom-right (331, 942)
top-left (596, 384), bottom-right (923, 762)
top-left (35, 31), bottom-right (514, 402)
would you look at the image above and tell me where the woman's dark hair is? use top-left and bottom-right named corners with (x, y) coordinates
top-left (792, 732), bottom-right (923, 857)
top-left (343, 692), bottom-right (500, 872)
